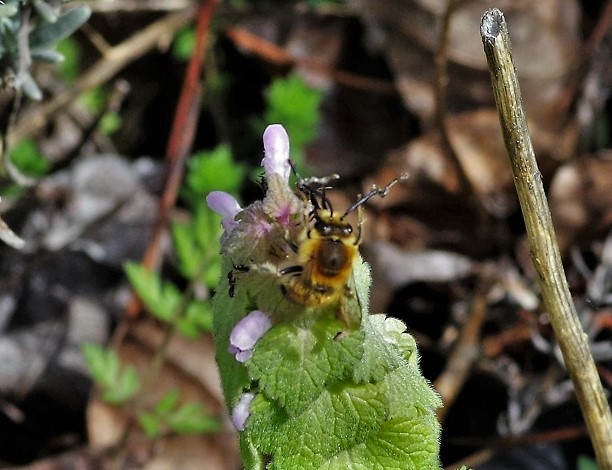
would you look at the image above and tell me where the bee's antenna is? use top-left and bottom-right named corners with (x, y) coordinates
top-left (292, 161), bottom-right (341, 216)
top-left (342, 173), bottom-right (409, 218)
top-left (288, 159), bottom-right (301, 180)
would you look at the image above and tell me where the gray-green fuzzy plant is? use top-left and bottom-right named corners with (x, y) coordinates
top-left (0, 0), bottom-right (90, 100)
top-left (208, 124), bottom-right (444, 469)
top-left (0, 0), bottom-right (90, 247)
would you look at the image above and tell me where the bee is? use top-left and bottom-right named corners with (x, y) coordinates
top-left (278, 172), bottom-right (409, 328)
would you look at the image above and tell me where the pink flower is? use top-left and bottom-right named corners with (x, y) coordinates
top-left (206, 191), bottom-right (241, 240)
top-left (228, 310), bottom-right (272, 362)
top-left (262, 124), bottom-right (291, 182)
top-left (231, 392), bottom-right (255, 431)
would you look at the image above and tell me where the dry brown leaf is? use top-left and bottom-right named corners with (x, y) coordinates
top-left (356, 0), bottom-right (581, 130)
top-left (550, 151), bottom-right (612, 251)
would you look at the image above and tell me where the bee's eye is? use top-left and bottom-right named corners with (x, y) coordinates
top-left (315, 220), bottom-right (332, 235)
top-left (343, 225), bottom-right (353, 235)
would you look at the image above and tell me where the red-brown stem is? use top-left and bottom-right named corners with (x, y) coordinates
top-left (126, 0), bottom-right (220, 319)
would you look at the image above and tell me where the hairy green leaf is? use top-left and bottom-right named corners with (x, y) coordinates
top-left (33, 0), bottom-right (58, 23)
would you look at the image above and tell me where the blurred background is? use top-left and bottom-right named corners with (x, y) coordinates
top-left (0, 0), bottom-right (610, 468)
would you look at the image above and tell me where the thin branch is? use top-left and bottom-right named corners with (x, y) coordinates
top-left (445, 425), bottom-right (589, 470)
top-left (224, 27), bottom-right (397, 95)
top-left (481, 9), bottom-right (612, 468)
top-left (434, 277), bottom-right (490, 423)
top-left (434, 0), bottom-right (471, 195)
top-left (434, 0), bottom-right (491, 242)
top-left (557, 0), bottom-right (612, 118)
top-left (125, 0), bottom-right (220, 319)
top-left (9, 8), bottom-right (196, 143)
top-left (70, 0), bottom-right (192, 13)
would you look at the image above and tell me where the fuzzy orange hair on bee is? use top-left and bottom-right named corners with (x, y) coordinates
top-left (279, 172), bottom-right (408, 327)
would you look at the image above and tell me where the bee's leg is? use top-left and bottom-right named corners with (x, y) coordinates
top-left (335, 284), bottom-right (361, 333)
top-left (278, 265), bottom-right (304, 299)
top-left (228, 263), bottom-right (250, 297)
top-left (279, 265), bottom-right (303, 276)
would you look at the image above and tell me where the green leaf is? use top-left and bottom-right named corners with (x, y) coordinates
top-left (250, 320), bottom-right (364, 416)
top-left (183, 145), bottom-right (246, 207)
top-left (213, 257), bottom-right (442, 468)
top-left (167, 402), bottom-right (219, 434)
top-left (261, 75), bottom-right (323, 160)
top-left (21, 71), bottom-right (43, 100)
top-left (29, 6), bottom-right (91, 49)
top-left (0, 4), bottom-right (18, 17)
top-left (577, 456), bottom-right (599, 470)
top-left (30, 48), bottom-right (64, 62)
top-left (101, 365), bottom-right (139, 405)
top-left (193, 206), bottom-right (223, 287)
top-left (82, 343), bottom-right (119, 388)
top-left (99, 112), bottom-right (122, 135)
top-left (176, 300), bottom-right (213, 338)
top-left (352, 314), bottom-right (418, 384)
top-left (33, 0), bottom-right (58, 23)
top-left (79, 87), bottom-right (107, 113)
top-left (82, 343), bottom-right (109, 384)
top-left (155, 389), bottom-right (181, 415)
top-left (171, 205), bottom-right (222, 285)
top-left (9, 139), bottom-right (49, 177)
top-left (172, 27), bottom-right (196, 61)
top-left (138, 412), bottom-right (162, 439)
top-left (246, 337), bottom-right (442, 469)
top-left (171, 220), bottom-right (200, 279)
top-left (119, 367), bottom-right (140, 397)
top-left (56, 37), bottom-right (79, 82)
top-left (124, 262), bottom-right (181, 322)
top-left (82, 344), bottom-right (140, 406)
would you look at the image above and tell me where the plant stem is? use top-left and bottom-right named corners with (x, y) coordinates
top-left (125, 0), bottom-right (219, 319)
top-left (480, 9), bottom-right (612, 468)
top-left (434, 0), bottom-right (470, 196)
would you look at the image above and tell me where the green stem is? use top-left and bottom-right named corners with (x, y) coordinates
top-left (480, 9), bottom-right (612, 468)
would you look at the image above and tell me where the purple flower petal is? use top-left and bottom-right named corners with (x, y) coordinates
top-left (206, 191), bottom-right (241, 238)
top-left (231, 392), bottom-right (255, 431)
top-left (230, 310), bottom-right (272, 350)
top-left (234, 349), bottom-right (253, 363)
top-left (206, 191), bottom-right (241, 218)
top-left (262, 124), bottom-right (291, 181)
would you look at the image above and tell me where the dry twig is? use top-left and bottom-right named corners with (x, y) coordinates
top-left (124, 0), bottom-right (220, 319)
top-left (481, 9), bottom-right (612, 468)
top-left (434, 277), bottom-right (490, 422)
top-left (9, 8), bottom-right (195, 143)
top-left (225, 27), bottom-right (396, 95)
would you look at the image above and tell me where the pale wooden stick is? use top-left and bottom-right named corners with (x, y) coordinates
top-left (480, 8), bottom-right (612, 468)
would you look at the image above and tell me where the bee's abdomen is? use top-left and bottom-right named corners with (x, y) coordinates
top-left (314, 239), bottom-right (355, 280)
